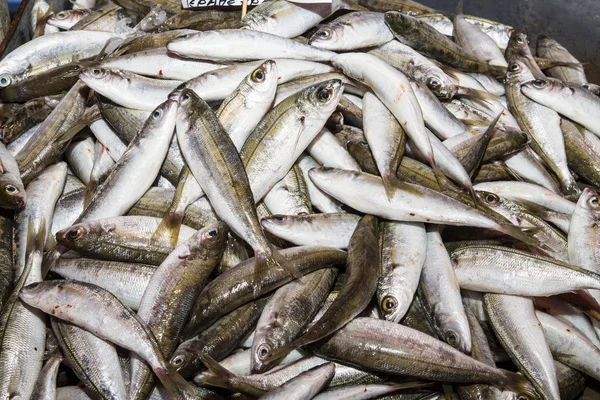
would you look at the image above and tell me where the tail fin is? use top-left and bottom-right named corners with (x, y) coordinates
top-left (498, 370), bottom-right (538, 400)
top-left (194, 352), bottom-right (235, 389)
top-left (455, 86), bottom-right (500, 101)
top-left (497, 223), bottom-right (540, 246)
top-left (257, 244), bottom-right (302, 281)
top-left (154, 366), bottom-right (194, 398)
top-left (534, 57), bottom-right (584, 70)
top-left (151, 166), bottom-right (193, 247)
top-left (381, 173), bottom-right (399, 201)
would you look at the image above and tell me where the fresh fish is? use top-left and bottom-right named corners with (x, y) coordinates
top-left (259, 363), bottom-right (335, 400)
top-left (167, 29), bottom-right (337, 62)
top-left (19, 280), bottom-right (192, 397)
top-left (536, 35), bottom-right (587, 84)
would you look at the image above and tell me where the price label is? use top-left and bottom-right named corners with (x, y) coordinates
top-left (181, 0), bottom-right (264, 8)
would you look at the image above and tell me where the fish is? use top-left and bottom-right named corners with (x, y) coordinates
top-left (19, 280), bottom-right (193, 397)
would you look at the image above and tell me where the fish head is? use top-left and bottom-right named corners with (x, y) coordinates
top-left (251, 335), bottom-right (276, 374)
top-left (0, 174), bottom-right (26, 209)
top-left (79, 67), bottom-right (129, 94)
top-left (191, 221), bottom-right (229, 258)
top-left (308, 26), bottom-right (341, 50)
top-left (56, 223), bottom-right (90, 247)
top-left (505, 59), bottom-right (534, 84)
top-left (245, 60), bottom-right (278, 104)
top-left (47, 9), bottom-right (89, 30)
top-left (507, 29), bottom-right (530, 57)
top-left (169, 346), bottom-right (200, 378)
top-left (521, 77), bottom-right (570, 99)
top-left (441, 319), bottom-right (472, 355)
top-left (2, 117), bottom-right (27, 142)
top-left (383, 11), bottom-right (413, 35)
top-left (19, 280), bottom-right (58, 306)
top-left (303, 79), bottom-right (344, 115)
top-left (0, 60), bottom-right (29, 89)
top-left (261, 214), bottom-right (294, 235)
top-left (166, 32), bottom-right (199, 57)
top-left (426, 74), bottom-right (458, 100)
top-left (575, 187), bottom-right (600, 221)
top-left (377, 289), bottom-right (411, 323)
top-left (143, 94), bottom-right (179, 133)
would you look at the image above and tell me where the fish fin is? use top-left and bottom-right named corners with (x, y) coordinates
top-left (195, 352), bottom-right (235, 389)
top-left (454, 0), bottom-right (463, 16)
top-left (455, 86), bottom-right (500, 101)
top-left (468, 113), bottom-right (501, 178)
top-left (151, 211), bottom-right (183, 248)
top-left (487, 64), bottom-right (507, 78)
top-left (497, 223), bottom-right (540, 246)
top-left (262, 344), bottom-right (296, 371)
top-left (498, 370), bottom-right (538, 400)
top-left (381, 173), bottom-right (398, 201)
top-left (429, 154), bottom-right (448, 194)
top-left (257, 244), bottom-right (302, 281)
top-left (533, 57), bottom-right (584, 70)
top-left (154, 366), bottom-right (194, 398)
top-left (41, 245), bottom-right (68, 278)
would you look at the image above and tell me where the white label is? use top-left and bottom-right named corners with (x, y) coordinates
top-left (181, 0), bottom-right (264, 8)
top-left (289, 0), bottom-right (332, 3)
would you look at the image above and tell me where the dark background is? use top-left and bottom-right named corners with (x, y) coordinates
top-left (418, 0), bottom-right (600, 83)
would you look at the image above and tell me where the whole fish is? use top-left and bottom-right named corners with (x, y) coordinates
top-left (536, 35), bottom-right (587, 84)
top-left (384, 12), bottom-right (506, 76)
top-left (175, 88), bottom-right (300, 282)
top-left (19, 280), bottom-right (192, 396)
top-left (505, 60), bottom-right (578, 195)
top-left (313, 317), bottom-right (535, 396)
top-left (167, 29), bottom-right (337, 62)
top-left (309, 12), bottom-right (393, 51)
top-left (129, 222), bottom-right (228, 400)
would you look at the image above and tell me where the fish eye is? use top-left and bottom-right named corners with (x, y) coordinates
top-left (0, 75), bottom-right (11, 87)
top-left (317, 28), bottom-right (331, 38)
top-left (176, 33), bottom-right (189, 39)
top-left (583, 84), bottom-right (591, 89)
top-left (5, 122), bottom-right (13, 129)
top-left (515, 36), bottom-right (524, 44)
top-left (257, 343), bottom-right (271, 360)
top-left (359, 141), bottom-right (369, 148)
top-left (176, 83), bottom-right (186, 91)
top-left (273, 215), bottom-right (286, 222)
top-left (91, 68), bottom-right (104, 77)
top-left (322, 166), bottom-right (334, 171)
top-left (532, 79), bottom-right (547, 88)
top-left (57, 11), bottom-right (67, 18)
top-left (27, 282), bottom-right (40, 290)
top-left (251, 68), bottom-right (265, 83)
top-left (521, 132), bottom-right (528, 140)
top-left (588, 196), bottom-right (600, 208)
top-left (445, 331), bottom-right (459, 347)
top-left (317, 88), bottom-right (332, 102)
top-left (206, 229), bottom-right (217, 238)
top-left (152, 109), bottom-right (162, 120)
top-left (483, 192), bottom-right (499, 205)
top-left (4, 184), bottom-right (18, 194)
top-left (171, 354), bottom-right (186, 367)
top-left (180, 93), bottom-right (191, 104)
top-left (66, 228), bottom-right (83, 241)
top-left (509, 63), bottom-right (520, 72)
top-left (427, 78), bottom-right (441, 88)
top-left (381, 296), bottom-right (397, 313)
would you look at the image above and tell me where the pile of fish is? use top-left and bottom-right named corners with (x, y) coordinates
top-left (1, 0), bottom-right (600, 398)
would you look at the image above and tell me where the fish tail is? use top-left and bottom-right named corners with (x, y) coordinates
top-left (429, 153), bottom-right (449, 193)
top-left (455, 87), bottom-right (500, 101)
top-left (154, 365), bottom-right (194, 398)
top-left (151, 210), bottom-right (184, 248)
top-left (497, 223), bottom-right (540, 246)
top-left (498, 370), bottom-right (538, 399)
top-left (381, 173), bottom-right (399, 201)
top-left (194, 352), bottom-right (235, 389)
top-left (263, 344), bottom-right (296, 370)
top-left (258, 245), bottom-right (302, 280)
